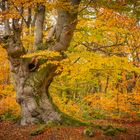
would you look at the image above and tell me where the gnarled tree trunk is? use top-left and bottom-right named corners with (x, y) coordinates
top-left (2, 31), bottom-right (61, 125)
top-left (1, 0), bottom-right (81, 125)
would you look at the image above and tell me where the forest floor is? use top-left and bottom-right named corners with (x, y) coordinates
top-left (0, 119), bottom-right (140, 140)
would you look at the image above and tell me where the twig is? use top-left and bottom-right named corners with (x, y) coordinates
top-left (11, 1), bottom-right (29, 27)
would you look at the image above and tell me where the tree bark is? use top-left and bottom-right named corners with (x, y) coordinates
top-left (34, 5), bottom-right (45, 49)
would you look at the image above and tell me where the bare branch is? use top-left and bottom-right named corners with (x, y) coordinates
top-left (78, 0), bottom-right (92, 13)
top-left (11, 1), bottom-right (29, 27)
top-left (48, 0), bottom-right (81, 52)
top-left (81, 41), bottom-right (128, 56)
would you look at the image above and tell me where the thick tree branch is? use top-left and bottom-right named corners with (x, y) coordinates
top-left (34, 5), bottom-right (45, 49)
top-left (48, 0), bottom-right (81, 52)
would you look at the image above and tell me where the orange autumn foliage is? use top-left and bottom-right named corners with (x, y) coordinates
top-left (0, 46), bottom-right (20, 117)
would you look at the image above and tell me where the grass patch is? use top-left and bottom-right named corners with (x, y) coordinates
top-left (83, 126), bottom-right (96, 137)
top-left (0, 111), bottom-right (20, 122)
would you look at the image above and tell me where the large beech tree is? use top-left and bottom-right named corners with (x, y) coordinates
top-left (0, 0), bottom-right (81, 125)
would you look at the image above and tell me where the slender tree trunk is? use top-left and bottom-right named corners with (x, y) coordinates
top-left (104, 75), bottom-right (109, 93)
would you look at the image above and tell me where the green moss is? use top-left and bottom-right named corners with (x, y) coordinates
top-left (92, 124), bottom-right (102, 129)
top-left (0, 111), bottom-right (21, 122)
top-left (38, 59), bottom-right (47, 65)
top-left (116, 127), bottom-right (127, 133)
top-left (100, 125), bottom-right (127, 136)
top-left (33, 94), bottom-right (41, 106)
top-left (82, 123), bottom-right (127, 137)
top-left (30, 124), bottom-right (47, 136)
top-left (46, 120), bottom-right (61, 127)
top-left (33, 118), bottom-right (46, 125)
top-left (101, 125), bottom-right (113, 131)
top-left (83, 127), bottom-right (95, 137)
top-left (60, 114), bottom-right (90, 126)
top-left (103, 128), bottom-right (118, 136)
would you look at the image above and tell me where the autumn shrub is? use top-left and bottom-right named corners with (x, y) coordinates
top-left (0, 85), bottom-right (20, 117)
top-left (0, 47), bottom-right (20, 119)
top-left (50, 88), bottom-right (140, 121)
top-left (83, 93), bottom-right (140, 119)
